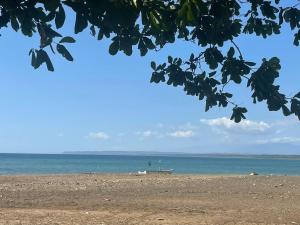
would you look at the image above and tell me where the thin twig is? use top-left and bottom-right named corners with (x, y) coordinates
top-left (230, 39), bottom-right (243, 60)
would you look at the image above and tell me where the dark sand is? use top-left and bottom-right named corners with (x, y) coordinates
top-left (0, 174), bottom-right (299, 225)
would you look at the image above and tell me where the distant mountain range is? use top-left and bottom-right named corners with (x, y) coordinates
top-left (62, 151), bottom-right (300, 159)
top-left (63, 151), bottom-right (197, 156)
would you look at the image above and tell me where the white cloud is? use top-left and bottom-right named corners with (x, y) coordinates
top-left (256, 136), bottom-right (300, 144)
top-left (87, 132), bottom-right (109, 140)
top-left (142, 130), bottom-right (154, 137)
top-left (136, 130), bottom-right (159, 139)
top-left (168, 130), bottom-right (195, 138)
top-left (200, 117), bottom-right (270, 132)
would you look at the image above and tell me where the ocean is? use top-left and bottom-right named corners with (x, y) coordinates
top-left (0, 153), bottom-right (299, 175)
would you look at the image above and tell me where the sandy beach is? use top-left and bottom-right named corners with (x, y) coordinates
top-left (0, 174), bottom-right (299, 225)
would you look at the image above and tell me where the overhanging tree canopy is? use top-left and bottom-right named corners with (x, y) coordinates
top-left (1, 0), bottom-right (300, 122)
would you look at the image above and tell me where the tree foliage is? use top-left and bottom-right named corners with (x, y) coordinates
top-left (1, 0), bottom-right (300, 122)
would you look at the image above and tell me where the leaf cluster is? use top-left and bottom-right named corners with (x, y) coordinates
top-left (1, 0), bottom-right (300, 122)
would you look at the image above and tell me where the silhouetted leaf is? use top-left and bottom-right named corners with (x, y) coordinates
top-left (59, 36), bottom-right (76, 43)
top-left (75, 13), bottom-right (88, 34)
top-left (109, 41), bottom-right (119, 55)
top-left (45, 56), bottom-right (54, 71)
top-left (30, 50), bottom-right (36, 68)
top-left (56, 44), bottom-right (73, 61)
top-left (55, 5), bottom-right (65, 29)
top-left (295, 92), bottom-right (300, 99)
top-left (90, 25), bottom-right (96, 36)
top-left (35, 49), bottom-right (54, 71)
top-left (44, 26), bottom-right (62, 38)
top-left (244, 61), bottom-right (256, 66)
top-left (43, 0), bottom-right (60, 11)
top-left (151, 61), bottom-right (156, 70)
top-left (282, 105), bottom-right (291, 116)
top-left (10, 16), bottom-right (19, 31)
top-left (227, 47), bottom-right (235, 58)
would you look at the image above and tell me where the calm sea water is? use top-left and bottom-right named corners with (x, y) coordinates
top-left (0, 153), bottom-right (299, 175)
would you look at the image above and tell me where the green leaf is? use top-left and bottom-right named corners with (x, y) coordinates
top-left (151, 61), bottom-right (156, 70)
top-left (186, 4), bottom-right (196, 23)
top-left (75, 13), bottom-right (88, 34)
top-left (109, 41), bottom-right (119, 55)
top-left (43, 11), bottom-right (56, 22)
top-left (45, 56), bottom-right (54, 71)
top-left (204, 48), bottom-right (223, 70)
top-left (120, 40), bottom-right (132, 56)
top-left (31, 50), bottom-right (36, 68)
top-left (34, 50), bottom-right (43, 69)
top-left (230, 107), bottom-right (247, 123)
top-left (209, 71), bottom-right (217, 77)
top-left (29, 49), bottom-right (34, 56)
top-left (43, 0), bottom-right (60, 11)
top-left (59, 36), bottom-right (76, 43)
top-left (279, 8), bottom-right (284, 25)
top-left (90, 25), bottom-right (96, 36)
top-left (227, 47), bottom-right (235, 58)
top-left (189, 53), bottom-right (194, 61)
top-left (224, 93), bottom-right (233, 98)
top-left (56, 44), bottom-right (73, 61)
top-left (282, 105), bottom-right (291, 116)
top-left (295, 92), bottom-right (300, 98)
top-left (10, 16), bottom-right (19, 31)
top-left (44, 26), bottom-right (62, 38)
top-left (143, 37), bottom-right (155, 50)
top-left (37, 49), bottom-right (54, 71)
top-left (138, 40), bottom-right (147, 56)
top-left (97, 30), bottom-right (104, 40)
top-left (55, 5), bottom-right (65, 29)
top-left (244, 61), bottom-right (256, 66)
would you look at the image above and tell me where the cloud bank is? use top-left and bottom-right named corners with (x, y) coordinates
top-left (200, 117), bottom-right (270, 132)
top-left (168, 130), bottom-right (195, 138)
top-left (87, 132), bottom-right (110, 140)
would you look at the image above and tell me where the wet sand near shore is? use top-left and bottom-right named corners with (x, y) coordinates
top-left (0, 174), bottom-right (299, 225)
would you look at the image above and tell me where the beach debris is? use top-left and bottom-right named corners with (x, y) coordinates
top-left (249, 172), bottom-right (258, 176)
top-left (138, 170), bottom-right (147, 175)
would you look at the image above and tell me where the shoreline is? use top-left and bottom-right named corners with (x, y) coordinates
top-left (0, 172), bottom-right (298, 177)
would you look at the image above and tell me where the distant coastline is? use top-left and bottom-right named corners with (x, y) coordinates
top-left (62, 151), bottom-right (300, 160)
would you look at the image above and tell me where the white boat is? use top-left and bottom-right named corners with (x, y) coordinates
top-left (138, 170), bottom-right (147, 175)
top-left (146, 169), bottom-right (174, 174)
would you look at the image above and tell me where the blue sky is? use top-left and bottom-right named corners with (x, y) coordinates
top-left (0, 14), bottom-right (299, 154)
